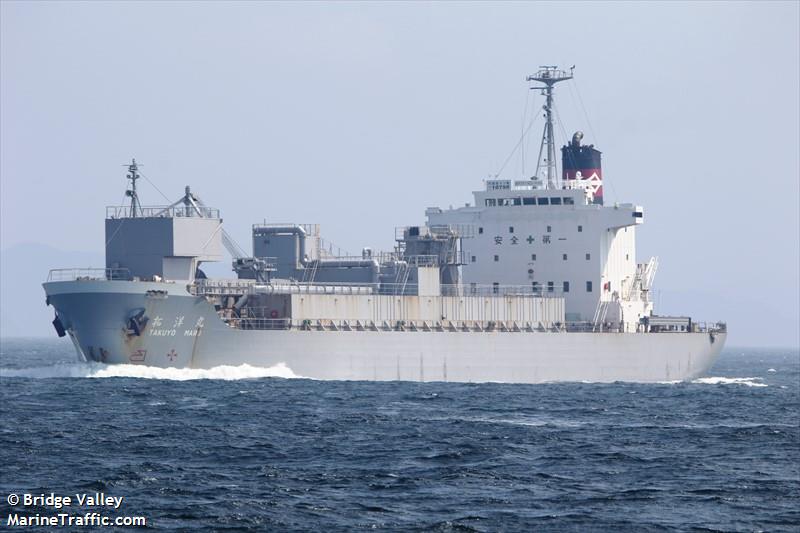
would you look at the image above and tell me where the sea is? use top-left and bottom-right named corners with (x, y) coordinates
top-left (0, 338), bottom-right (798, 532)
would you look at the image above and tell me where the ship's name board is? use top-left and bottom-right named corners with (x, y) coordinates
top-left (148, 316), bottom-right (204, 337)
top-left (148, 328), bottom-right (203, 337)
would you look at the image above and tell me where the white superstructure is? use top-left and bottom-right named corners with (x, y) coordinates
top-left (427, 182), bottom-right (653, 331)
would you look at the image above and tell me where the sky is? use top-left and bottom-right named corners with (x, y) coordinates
top-left (1, 1), bottom-right (798, 347)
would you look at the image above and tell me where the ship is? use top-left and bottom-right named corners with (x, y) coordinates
top-left (42, 67), bottom-right (726, 383)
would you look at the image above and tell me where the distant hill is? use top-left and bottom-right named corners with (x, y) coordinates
top-left (0, 243), bottom-right (103, 337)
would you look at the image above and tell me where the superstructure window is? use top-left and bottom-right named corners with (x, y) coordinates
top-left (494, 255), bottom-right (499, 262)
top-left (478, 227), bottom-right (484, 234)
top-left (586, 281), bottom-right (593, 292)
top-left (578, 225), bottom-right (583, 232)
top-left (550, 197), bottom-right (562, 205)
top-left (531, 254), bottom-right (537, 261)
top-left (523, 197), bottom-right (535, 205)
top-left (562, 254), bottom-right (568, 261)
top-left (532, 281), bottom-right (540, 294)
top-left (509, 226), bottom-right (514, 233)
top-left (492, 282), bottom-right (500, 294)
top-left (537, 197), bottom-right (549, 205)
top-left (563, 197), bottom-right (575, 205)
top-left (485, 199), bottom-right (496, 207)
top-left (547, 281), bottom-right (554, 293)
top-left (471, 255), bottom-right (476, 263)
top-left (547, 226), bottom-right (552, 233)
top-left (513, 198), bottom-right (522, 206)
top-left (585, 253), bottom-right (591, 260)
top-left (563, 281), bottom-right (570, 292)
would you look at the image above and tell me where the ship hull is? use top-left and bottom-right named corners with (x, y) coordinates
top-left (43, 280), bottom-right (726, 383)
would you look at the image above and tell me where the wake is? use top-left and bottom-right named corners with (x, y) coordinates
top-left (0, 362), bottom-right (302, 381)
top-left (659, 376), bottom-right (768, 387)
top-left (691, 376), bottom-right (767, 387)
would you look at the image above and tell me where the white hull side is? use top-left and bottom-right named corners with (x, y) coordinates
top-left (194, 328), bottom-right (725, 383)
top-left (43, 280), bottom-right (726, 384)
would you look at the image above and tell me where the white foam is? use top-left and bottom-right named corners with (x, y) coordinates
top-left (433, 415), bottom-right (584, 429)
top-left (656, 376), bottom-right (768, 387)
top-left (767, 368), bottom-right (777, 373)
top-left (691, 376), bottom-right (767, 387)
top-left (0, 362), bottom-right (303, 381)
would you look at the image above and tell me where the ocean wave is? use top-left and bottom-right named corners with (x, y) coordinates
top-left (0, 362), bottom-right (303, 381)
top-left (657, 376), bottom-right (768, 387)
top-left (691, 376), bottom-right (767, 387)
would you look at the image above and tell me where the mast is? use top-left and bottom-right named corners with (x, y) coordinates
top-left (528, 66), bottom-right (573, 189)
top-left (125, 158), bottom-right (141, 217)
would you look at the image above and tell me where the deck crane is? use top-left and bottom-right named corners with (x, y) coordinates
top-left (156, 187), bottom-right (273, 282)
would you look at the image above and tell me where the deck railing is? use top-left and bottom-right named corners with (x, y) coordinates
top-left (47, 268), bottom-right (132, 282)
top-left (564, 320), bottom-right (727, 333)
top-left (220, 315), bottom-right (727, 334)
top-left (221, 316), bottom-right (563, 333)
top-left (191, 279), bottom-right (565, 298)
top-left (105, 205), bottom-right (220, 219)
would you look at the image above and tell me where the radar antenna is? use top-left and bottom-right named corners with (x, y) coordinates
top-left (528, 66), bottom-right (573, 189)
top-left (124, 158), bottom-right (142, 217)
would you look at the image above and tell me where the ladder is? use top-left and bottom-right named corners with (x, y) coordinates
top-left (393, 262), bottom-right (411, 295)
top-left (301, 260), bottom-right (319, 284)
top-left (592, 300), bottom-right (609, 332)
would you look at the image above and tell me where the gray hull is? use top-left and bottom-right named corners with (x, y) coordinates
top-left (44, 280), bottom-right (726, 383)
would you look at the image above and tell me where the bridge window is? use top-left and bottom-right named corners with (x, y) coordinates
top-left (485, 199), bottom-right (496, 207)
top-left (550, 197), bottom-right (562, 205)
top-left (523, 197), bottom-right (535, 205)
top-left (586, 281), bottom-right (593, 292)
top-left (563, 197), bottom-right (575, 205)
top-left (537, 197), bottom-right (549, 205)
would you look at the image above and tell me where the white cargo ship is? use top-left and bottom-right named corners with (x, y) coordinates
top-left (42, 67), bottom-right (726, 383)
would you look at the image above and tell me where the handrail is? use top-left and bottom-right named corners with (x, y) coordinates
top-left (222, 316), bottom-right (727, 334)
top-left (47, 268), bottom-right (132, 282)
top-left (106, 205), bottom-right (220, 219)
top-left (192, 279), bottom-right (564, 298)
